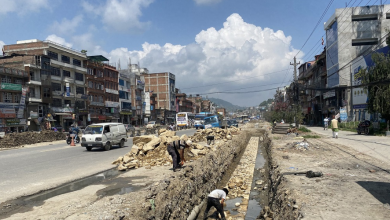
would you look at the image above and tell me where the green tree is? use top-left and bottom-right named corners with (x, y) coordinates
top-left (355, 52), bottom-right (390, 123)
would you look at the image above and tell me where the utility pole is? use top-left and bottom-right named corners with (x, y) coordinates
top-left (290, 57), bottom-right (300, 127)
top-left (290, 56), bottom-right (300, 82)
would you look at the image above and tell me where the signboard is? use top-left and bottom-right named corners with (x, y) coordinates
top-left (62, 114), bottom-right (73, 119)
top-left (17, 87), bottom-right (28, 119)
top-left (0, 83), bottom-right (22, 91)
top-left (323, 90), bottom-right (335, 99)
top-left (30, 111), bottom-right (38, 119)
top-left (52, 107), bottom-right (74, 113)
top-left (105, 101), bottom-right (120, 108)
top-left (0, 108), bottom-right (16, 118)
top-left (66, 83), bottom-right (70, 97)
top-left (98, 115), bottom-right (106, 120)
top-left (340, 107), bottom-right (348, 122)
top-left (87, 114), bottom-right (91, 121)
top-left (6, 119), bottom-right (20, 126)
top-left (120, 111), bottom-right (132, 115)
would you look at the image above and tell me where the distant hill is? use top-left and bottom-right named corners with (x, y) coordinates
top-left (208, 98), bottom-right (245, 112)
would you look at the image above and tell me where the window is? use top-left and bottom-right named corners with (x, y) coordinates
top-left (122, 102), bottom-right (131, 110)
top-left (119, 79), bottom-right (125, 86)
top-left (88, 81), bottom-right (93, 88)
top-left (352, 14), bottom-right (378, 21)
top-left (63, 70), bottom-right (71, 77)
top-left (48, 51), bottom-right (58, 60)
top-left (99, 96), bottom-right (103, 103)
top-left (51, 67), bottom-right (61, 76)
top-left (14, 79), bottom-right (23, 85)
top-left (51, 83), bottom-right (62, 91)
top-left (61, 55), bottom-right (70, 64)
top-left (29, 87), bottom-right (36, 98)
top-left (88, 68), bottom-right (93, 75)
top-left (64, 100), bottom-right (72, 107)
top-left (352, 38), bottom-right (378, 46)
top-left (52, 98), bottom-right (62, 107)
top-left (119, 91), bottom-right (128, 99)
top-left (14, 93), bottom-right (21, 103)
top-left (95, 83), bottom-right (99, 90)
top-left (2, 92), bottom-right (12, 103)
top-left (1, 76), bottom-right (12, 83)
top-left (73, 59), bottom-right (81, 67)
top-left (75, 101), bottom-right (85, 109)
top-left (75, 72), bottom-right (84, 81)
top-left (43, 87), bottom-right (51, 98)
top-left (76, 87), bottom-right (84, 94)
top-left (97, 70), bottom-right (103, 77)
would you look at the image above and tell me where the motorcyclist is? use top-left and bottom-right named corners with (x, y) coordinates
top-left (69, 125), bottom-right (80, 140)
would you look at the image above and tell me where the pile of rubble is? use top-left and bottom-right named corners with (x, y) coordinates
top-left (191, 127), bottom-right (240, 142)
top-left (0, 130), bottom-right (66, 149)
top-left (112, 130), bottom-right (214, 171)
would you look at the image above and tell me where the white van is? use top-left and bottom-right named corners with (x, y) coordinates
top-left (81, 123), bottom-right (127, 151)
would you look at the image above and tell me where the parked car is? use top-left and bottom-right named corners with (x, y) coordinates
top-left (146, 121), bottom-right (157, 128)
top-left (81, 123), bottom-right (127, 151)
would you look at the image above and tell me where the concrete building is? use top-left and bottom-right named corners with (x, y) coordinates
top-left (118, 64), bottom-right (147, 125)
top-left (176, 92), bottom-right (194, 113)
top-left (324, 4), bottom-right (390, 116)
top-left (143, 72), bottom-right (177, 123)
top-left (187, 95), bottom-right (202, 113)
top-left (103, 62), bottom-right (120, 122)
top-left (1, 39), bottom-right (88, 131)
top-left (85, 56), bottom-right (107, 123)
top-left (216, 107), bottom-right (226, 117)
top-left (118, 68), bottom-right (132, 124)
top-left (0, 66), bottom-right (29, 132)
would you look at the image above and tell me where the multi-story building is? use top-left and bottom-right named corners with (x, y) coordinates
top-left (118, 64), bottom-right (147, 125)
top-left (118, 69), bottom-right (132, 124)
top-left (1, 39), bottom-right (88, 131)
top-left (324, 4), bottom-right (390, 117)
top-left (187, 95), bottom-right (202, 113)
top-left (85, 56), bottom-right (106, 123)
top-left (103, 62), bottom-right (120, 122)
top-left (0, 66), bottom-right (29, 132)
top-left (176, 92), bottom-right (194, 113)
top-left (201, 99), bottom-right (211, 112)
top-left (143, 72), bottom-right (176, 123)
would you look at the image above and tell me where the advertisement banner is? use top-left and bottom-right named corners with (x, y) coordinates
top-left (1, 83), bottom-right (22, 91)
top-left (87, 114), bottom-right (91, 121)
top-left (66, 83), bottom-right (70, 97)
top-left (17, 87), bottom-right (28, 119)
top-left (340, 107), bottom-right (348, 122)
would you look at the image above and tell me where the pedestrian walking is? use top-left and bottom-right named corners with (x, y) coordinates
top-left (203, 188), bottom-right (229, 220)
top-left (324, 117), bottom-right (329, 130)
top-left (167, 139), bottom-right (191, 172)
top-left (331, 115), bottom-right (339, 138)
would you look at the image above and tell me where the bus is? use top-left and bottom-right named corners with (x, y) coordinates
top-left (176, 112), bottom-right (195, 129)
top-left (204, 115), bottom-right (228, 129)
top-left (194, 112), bottom-right (213, 129)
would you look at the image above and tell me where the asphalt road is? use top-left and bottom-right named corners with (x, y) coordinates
top-left (0, 129), bottom-right (196, 203)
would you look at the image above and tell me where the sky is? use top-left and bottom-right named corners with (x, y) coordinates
top-left (0, 0), bottom-right (375, 107)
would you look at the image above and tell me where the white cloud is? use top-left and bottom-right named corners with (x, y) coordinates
top-left (82, 0), bottom-right (154, 33)
top-left (105, 13), bottom-right (303, 105)
top-left (48, 13), bottom-right (302, 106)
top-left (194, 0), bottom-right (222, 5)
top-left (45, 34), bottom-right (73, 48)
top-left (49, 15), bottom-right (83, 36)
top-left (0, 0), bottom-right (49, 15)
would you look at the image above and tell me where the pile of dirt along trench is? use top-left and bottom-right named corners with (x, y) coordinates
top-left (0, 130), bottom-right (66, 149)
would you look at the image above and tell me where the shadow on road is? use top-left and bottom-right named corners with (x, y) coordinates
top-left (83, 145), bottom-right (130, 152)
top-left (356, 181), bottom-right (390, 204)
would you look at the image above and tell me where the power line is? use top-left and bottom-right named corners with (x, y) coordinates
top-left (295, 0), bottom-right (335, 57)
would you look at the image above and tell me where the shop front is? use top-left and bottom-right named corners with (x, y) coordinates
top-left (51, 106), bottom-right (74, 132)
top-left (120, 110), bottom-right (132, 124)
top-left (77, 109), bottom-right (89, 128)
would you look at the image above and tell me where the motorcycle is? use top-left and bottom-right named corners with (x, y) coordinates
top-left (66, 133), bottom-right (80, 144)
top-left (357, 120), bottom-right (371, 135)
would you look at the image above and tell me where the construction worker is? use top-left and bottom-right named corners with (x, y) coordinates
top-left (204, 188), bottom-right (229, 220)
top-left (167, 139), bottom-right (192, 172)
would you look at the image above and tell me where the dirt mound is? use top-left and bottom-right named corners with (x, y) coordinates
top-left (0, 131), bottom-right (66, 149)
top-left (191, 127), bottom-right (240, 142)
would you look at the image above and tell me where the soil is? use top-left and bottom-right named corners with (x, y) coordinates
top-left (262, 124), bottom-right (390, 220)
top-left (0, 126), bottom-right (254, 220)
top-left (0, 130), bottom-right (66, 149)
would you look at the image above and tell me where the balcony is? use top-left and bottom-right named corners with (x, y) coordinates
top-left (50, 59), bottom-right (87, 73)
top-left (105, 88), bottom-right (119, 94)
top-left (76, 94), bottom-right (89, 99)
top-left (28, 96), bottom-right (42, 103)
top-left (136, 84), bottom-right (144, 90)
top-left (75, 80), bottom-right (84, 86)
top-left (0, 67), bottom-right (29, 78)
top-left (28, 78), bottom-right (42, 86)
top-left (64, 77), bottom-right (74, 83)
